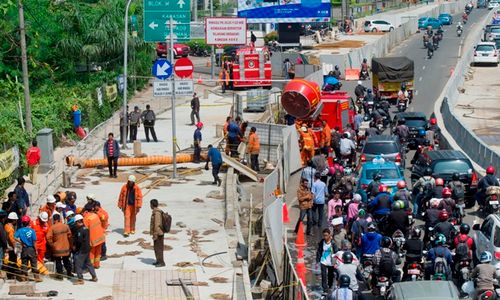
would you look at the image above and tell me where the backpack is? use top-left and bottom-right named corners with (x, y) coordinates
top-left (397, 125), bottom-right (409, 139)
top-left (450, 181), bottom-right (465, 200)
top-left (433, 247), bottom-right (448, 276)
top-left (379, 250), bottom-right (396, 276)
top-left (455, 236), bottom-right (470, 259)
top-left (422, 178), bottom-right (434, 200)
top-left (161, 211), bottom-right (172, 233)
top-left (352, 219), bottom-right (366, 246)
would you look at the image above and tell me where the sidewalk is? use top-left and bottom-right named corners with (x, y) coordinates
top-left (453, 66), bottom-right (500, 154)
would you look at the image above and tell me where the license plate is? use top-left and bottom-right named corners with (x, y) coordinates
top-left (490, 200), bottom-right (499, 205)
top-left (408, 269), bottom-right (420, 275)
top-left (378, 282), bottom-right (389, 286)
top-left (483, 53), bottom-right (489, 56)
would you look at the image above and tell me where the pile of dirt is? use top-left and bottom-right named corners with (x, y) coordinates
top-left (211, 293), bottom-right (230, 300)
top-left (210, 277), bottom-right (229, 283)
top-left (314, 40), bottom-right (366, 49)
top-left (117, 238), bottom-right (145, 245)
top-left (107, 251), bottom-right (142, 258)
top-left (175, 262), bottom-right (194, 268)
top-left (202, 229), bottom-right (218, 236)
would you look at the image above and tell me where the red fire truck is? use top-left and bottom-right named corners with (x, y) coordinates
top-left (227, 47), bottom-right (272, 89)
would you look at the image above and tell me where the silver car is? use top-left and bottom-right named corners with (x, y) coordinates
top-left (472, 214), bottom-right (500, 270)
top-left (387, 281), bottom-right (460, 300)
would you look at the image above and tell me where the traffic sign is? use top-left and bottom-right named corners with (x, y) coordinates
top-left (153, 81), bottom-right (172, 97)
top-left (143, 0), bottom-right (191, 42)
top-left (175, 80), bottom-right (194, 95)
top-left (174, 58), bottom-right (194, 78)
top-left (152, 59), bottom-right (173, 80)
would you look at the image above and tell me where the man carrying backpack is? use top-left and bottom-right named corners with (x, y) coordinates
top-left (448, 173), bottom-right (466, 217)
top-left (150, 199), bottom-right (165, 267)
top-left (434, 210), bottom-right (457, 247)
top-left (426, 234), bottom-right (453, 280)
top-left (372, 236), bottom-right (400, 287)
top-left (412, 168), bottom-right (435, 216)
top-left (367, 173), bottom-right (382, 199)
top-left (453, 224), bottom-right (475, 264)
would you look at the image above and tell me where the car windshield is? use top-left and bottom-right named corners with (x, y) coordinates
top-left (364, 142), bottom-right (399, 154)
top-left (419, 18), bottom-right (427, 21)
top-left (491, 28), bottom-right (500, 33)
top-left (433, 160), bottom-right (471, 174)
top-left (476, 45), bottom-right (495, 52)
top-left (365, 168), bottom-right (400, 180)
top-left (495, 39), bottom-right (500, 48)
top-left (495, 226), bottom-right (500, 247)
top-left (405, 117), bottom-right (427, 127)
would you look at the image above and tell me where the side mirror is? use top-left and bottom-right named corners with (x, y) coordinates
top-left (473, 223), bottom-right (480, 230)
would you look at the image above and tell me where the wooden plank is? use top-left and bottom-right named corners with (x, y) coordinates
top-left (221, 153), bottom-right (259, 182)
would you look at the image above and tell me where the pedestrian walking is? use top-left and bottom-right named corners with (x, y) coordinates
top-left (150, 199), bottom-right (165, 267)
top-left (15, 216), bottom-right (42, 282)
top-left (72, 214), bottom-right (97, 284)
top-left (193, 122), bottom-right (203, 163)
top-left (316, 228), bottom-right (338, 295)
top-left (205, 145), bottom-right (222, 186)
top-left (32, 212), bottom-right (49, 262)
top-left (103, 133), bottom-right (120, 178)
top-left (26, 140), bottom-right (41, 184)
top-left (117, 175), bottom-right (143, 237)
top-left (247, 127), bottom-right (260, 171)
top-left (295, 178), bottom-right (314, 235)
top-left (190, 93), bottom-right (201, 125)
top-left (46, 214), bottom-right (72, 280)
top-left (283, 58), bottom-right (292, 79)
top-left (129, 106), bottom-right (141, 142)
top-left (0, 211), bottom-right (8, 279)
top-left (312, 172), bottom-right (327, 228)
top-left (4, 212), bottom-right (19, 280)
top-left (219, 67), bottom-right (229, 93)
top-left (14, 177), bottom-right (29, 219)
top-left (83, 204), bottom-right (105, 268)
top-left (141, 104), bottom-right (158, 142)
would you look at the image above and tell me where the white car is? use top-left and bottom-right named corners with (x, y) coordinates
top-left (472, 214), bottom-right (500, 270)
top-left (364, 20), bottom-right (395, 32)
top-left (489, 0), bottom-right (499, 9)
top-left (473, 42), bottom-right (499, 65)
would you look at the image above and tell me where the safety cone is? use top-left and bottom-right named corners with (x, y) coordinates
top-left (295, 247), bottom-right (307, 300)
top-left (197, 76), bottom-right (203, 84)
top-left (282, 202), bottom-right (290, 224)
top-left (295, 221), bottom-right (307, 247)
top-left (450, 67), bottom-right (454, 76)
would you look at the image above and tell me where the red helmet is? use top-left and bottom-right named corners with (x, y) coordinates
top-left (435, 178), bottom-right (444, 186)
top-left (397, 180), bottom-right (406, 189)
top-left (21, 215), bottom-right (31, 224)
top-left (430, 118), bottom-right (437, 125)
top-left (196, 122), bottom-right (204, 129)
top-left (442, 187), bottom-right (452, 198)
top-left (486, 165), bottom-right (495, 175)
top-left (438, 209), bottom-right (449, 221)
top-left (379, 184), bottom-right (388, 193)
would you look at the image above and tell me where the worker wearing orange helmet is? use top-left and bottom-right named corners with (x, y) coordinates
top-left (193, 122), bottom-right (203, 163)
top-left (319, 120), bottom-right (331, 155)
top-left (31, 212), bottom-right (49, 263)
top-left (299, 125), bottom-right (316, 165)
top-left (118, 175), bottom-right (143, 237)
top-left (83, 203), bottom-right (105, 268)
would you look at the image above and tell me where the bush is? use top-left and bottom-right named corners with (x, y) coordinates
top-left (264, 31), bottom-right (278, 44)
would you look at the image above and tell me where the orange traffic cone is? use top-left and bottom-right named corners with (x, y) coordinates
top-left (197, 76), bottom-right (203, 84)
top-left (295, 221), bottom-right (307, 247)
top-left (282, 202), bottom-right (290, 224)
top-left (296, 247), bottom-right (307, 300)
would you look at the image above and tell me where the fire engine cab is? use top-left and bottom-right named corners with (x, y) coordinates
top-left (228, 47), bottom-right (272, 89)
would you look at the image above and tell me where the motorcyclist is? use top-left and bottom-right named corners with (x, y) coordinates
top-left (426, 25), bottom-right (433, 37)
top-left (335, 251), bottom-right (364, 297)
top-left (368, 185), bottom-right (393, 224)
top-left (433, 209), bottom-right (457, 246)
top-left (328, 157), bottom-right (344, 193)
top-left (393, 181), bottom-right (412, 210)
top-left (372, 236), bottom-right (401, 285)
top-left (367, 173), bottom-right (382, 199)
top-left (426, 234), bottom-right (453, 280)
top-left (360, 58), bottom-right (370, 80)
top-left (361, 222), bottom-right (382, 256)
top-left (423, 198), bottom-right (441, 243)
top-left (426, 39), bottom-right (434, 58)
top-left (432, 32), bottom-right (440, 49)
top-left (404, 227), bottom-right (424, 264)
top-left (332, 65), bottom-right (341, 80)
top-left (330, 274), bottom-right (354, 300)
top-left (363, 89), bottom-right (375, 115)
top-left (449, 172), bottom-right (466, 217)
top-left (471, 251), bottom-right (499, 300)
top-left (339, 133), bottom-right (356, 165)
top-left (412, 168), bottom-right (436, 216)
top-left (439, 188), bottom-right (456, 215)
top-left (462, 12), bottom-right (468, 23)
top-left (456, 21), bottom-right (463, 31)
top-left (452, 224), bottom-right (475, 263)
top-left (397, 83), bottom-right (410, 103)
top-left (354, 81), bottom-right (366, 100)
top-left (436, 27), bottom-right (444, 41)
top-left (476, 165), bottom-right (499, 209)
top-left (394, 118), bottom-right (410, 145)
top-left (433, 178), bottom-right (445, 198)
top-left (387, 200), bottom-right (410, 237)
top-left (365, 121), bottom-right (380, 138)
top-left (323, 72), bottom-right (342, 91)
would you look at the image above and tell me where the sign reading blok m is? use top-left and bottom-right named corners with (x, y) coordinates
top-left (205, 17), bottom-right (247, 45)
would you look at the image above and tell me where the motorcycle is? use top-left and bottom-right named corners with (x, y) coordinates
top-left (485, 186), bottom-right (500, 214)
top-left (360, 69), bottom-right (370, 80)
top-left (355, 96), bottom-right (364, 114)
top-left (405, 261), bottom-right (424, 281)
top-left (462, 280), bottom-right (499, 300)
top-left (455, 258), bottom-right (472, 290)
top-left (375, 276), bottom-right (391, 297)
top-left (457, 28), bottom-right (463, 37)
top-left (392, 229), bottom-right (406, 257)
top-left (397, 99), bottom-right (408, 112)
top-left (423, 34), bottom-right (430, 48)
top-left (361, 254), bottom-right (374, 285)
top-left (427, 46), bottom-right (434, 59)
top-left (432, 36), bottom-right (439, 50)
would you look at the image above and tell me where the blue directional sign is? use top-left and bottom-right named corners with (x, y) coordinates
top-left (143, 0), bottom-right (191, 42)
top-left (152, 59), bottom-right (173, 80)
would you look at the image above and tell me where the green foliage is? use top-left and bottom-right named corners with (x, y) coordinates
top-left (186, 39), bottom-right (211, 52)
top-left (264, 31), bottom-right (278, 44)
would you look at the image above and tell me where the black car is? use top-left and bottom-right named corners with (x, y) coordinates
top-left (410, 150), bottom-right (478, 207)
top-left (392, 112), bottom-right (428, 149)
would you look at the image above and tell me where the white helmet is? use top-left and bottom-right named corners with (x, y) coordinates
top-left (74, 214), bottom-right (84, 222)
top-left (86, 193), bottom-right (96, 201)
top-left (39, 211), bottom-right (49, 222)
top-left (8, 212), bottom-right (18, 220)
top-left (357, 80), bottom-right (362, 85)
top-left (47, 195), bottom-right (56, 204)
top-left (128, 175), bottom-right (136, 182)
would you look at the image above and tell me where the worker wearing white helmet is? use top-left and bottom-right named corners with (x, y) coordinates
top-left (5, 212), bottom-right (19, 276)
top-left (39, 195), bottom-right (56, 226)
top-left (33, 211), bottom-right (50, 262)
top-left (117, 175), bottom-right (143, 237)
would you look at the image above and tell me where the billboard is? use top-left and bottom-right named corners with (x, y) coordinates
top-left (205, 17), bottom-right (247, 45)
top-left (238, 0), bottom-right (330, 23)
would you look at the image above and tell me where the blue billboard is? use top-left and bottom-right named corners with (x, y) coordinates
top-left (238, 0), bottom-right (331, 23)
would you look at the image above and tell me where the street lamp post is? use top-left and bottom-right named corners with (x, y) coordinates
top-left (122, 0), bottom-right (133, 149)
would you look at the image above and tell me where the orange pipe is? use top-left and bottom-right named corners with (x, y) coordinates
top-left (67, 154), bottom-right (207, 168)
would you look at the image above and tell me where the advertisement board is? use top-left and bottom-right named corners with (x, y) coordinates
top-left (206, 17), bottom-right (247, 45)
top-left (237, 0), bottom-right (330, 23)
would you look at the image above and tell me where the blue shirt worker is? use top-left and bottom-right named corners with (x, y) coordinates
top-left (14, 216), bottom-right (42, 282)
top-left (226, 121), bottom-right (241, 157)
top-left (193, 122), bottom-right (203, 163)
top-left (206, 144), bottom-right (223, 186)
top-left (311, 172), bottom-right (327, 228)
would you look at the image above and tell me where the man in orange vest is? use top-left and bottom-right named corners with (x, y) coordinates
top-left (299, 126), bottom-right (316, 165)
top-left (83, 204), bottom-right (105, 268)
top-left (247, 127), bottom-right (261, 171)
top-left (219, 67), bottom-right (229, 93)
top-left (320, 120), bottom-right (332, 154)
top-left (4, 212), bottom-right (19, 280)
top-left (117, 175), bottom-right (143, 237)
top-left (95, 201), bottom-right (109, 261)
top-left (46, 214), bottom-right (72, 279)
top-left (39, 195), bottom-right (56, 226)
top-left (32, 212), bottom-right (49, 263)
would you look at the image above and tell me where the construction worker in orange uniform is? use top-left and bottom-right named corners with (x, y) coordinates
top-left (320, 120), bottom-right (332, 155)
top-left (117, 175), bottom-right (143, 237)
top-left (95, 201), bottom-right (109, 260)
top-left (83, 203), bottom-right (105, 268)
top-left (299, 126), bottom-right (317, 165)
top-left (39, 195), bottom-right (56, 226)
top-left (247, 127), bottom-right (261, 171)
top-left (31, 212), bottom-right (49, 263)
top-left (4, 212), bottom-right (19, 280)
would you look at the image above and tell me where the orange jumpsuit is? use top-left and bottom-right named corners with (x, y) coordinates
top-left (300, 130), bottom-right (316, 165)
top-left (320, 123), bottom-right (332, 149)
top-left (83, 212), bottom-right (105, 268)
top-left (117, 183), bottom-right (143, 235)
top-left (31, 219), bottom-right (49, 262)
top-left (39, 204), bottom-right (54, 226)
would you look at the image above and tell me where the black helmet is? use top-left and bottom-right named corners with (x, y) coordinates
top-left (367, 89), bottom-right (372, 94)
top-left (339, 274), bottom-right (351, 288)
top-left (342, 251), bottom-right (354, 264)
top-left (369, 121), bottom-right (376, 128)
top-left (424, 139), bottom-right (431, 146)
top-left (401, 83), bottom-right (407, 90)
top-left (398, 118), bottom-right (406, 125)
top-left (381, 236), bottom-right (392, 248)
top-left (363, 58), bottom-right (367, 63)
top-left (460, 223), bottom-right (470, 234)
top-left (411, 227), bottom-right (422, 239)
top-left (335, 65), bottom-right (339, 70)
top-left (373, 173), bottom-right (382, 180)
top-left (367, 222), bottom-right (377, 232)
top-left (452, 172), bottom-right (460, 181)
top-left (424, 167), bottom-right (433, 176)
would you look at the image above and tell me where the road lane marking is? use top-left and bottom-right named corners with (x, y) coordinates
top-left (422, 66), bottom-right (426, 70)
top-left (415, 90), bottom-right (419, 96)
top-left (419, 77), bottom-right (422, 81)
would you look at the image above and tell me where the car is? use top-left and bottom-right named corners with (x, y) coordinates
top-left (494, 38), bottom-right (500, 50)
top-left (492, 17), bottom-right (500, 25)
top-left (472, 214), bottom-right (500, 270)
top-left (410, 150), bottom-right (478, 207)
top-left (418, 17), bottom-right (442, 29)
top-left (387, 281), bottom-right (460, 300)
top-left (359, 135), bottom-right (405, 168)
top-left (477, 0), bottom-right (487, 8)
top-left (392, 112), bottom-right (428, 150)
top-left (364, 20), bottom-right (395, 32)
top-left (485, 26), bottom-right (500, 40)
top-left (156, 42), bottom-right (190, 58)
top-left (483, 25), bottom-right (500, 41)
top-left (488, 0), bottom-right (499, 10)
top-left (357, 158), bottom-right (405, 194)
top-left (438, 13), bottom-right (453, 25)
top-left (473, 42), bottom-right (499, 66)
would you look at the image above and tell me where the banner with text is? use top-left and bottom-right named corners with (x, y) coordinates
top-left (205, 17), bottom-right (247, 45)
top-left (0, 146), bottom-right (19, 180)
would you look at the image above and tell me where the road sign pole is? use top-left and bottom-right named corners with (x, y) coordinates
top-left (210, 0), bottom-right (214, 80)
top-left (122, 0), bottom-right (133, 149)
top-left (170, 16), bottom-right (177, 179)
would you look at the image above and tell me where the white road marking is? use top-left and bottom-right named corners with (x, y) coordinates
top-left (419, 77), bottom-right (423, 81)
top-left (422, 66), bottom-right (426, 70)
top-left (415, 90), bottom-right (419, 96)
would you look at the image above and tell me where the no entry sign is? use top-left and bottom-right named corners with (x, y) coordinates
top-left (174, 57), bottom-right (194, 78)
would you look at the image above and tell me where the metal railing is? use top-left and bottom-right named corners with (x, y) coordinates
top-left (282, 243), bottom-right (309, 300)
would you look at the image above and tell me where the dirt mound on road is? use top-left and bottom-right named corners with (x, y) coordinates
top-left (315, 40), bottom-right (366, 49)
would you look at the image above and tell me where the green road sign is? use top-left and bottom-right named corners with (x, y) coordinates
top-left (143, 0), bottom-right (191, 42)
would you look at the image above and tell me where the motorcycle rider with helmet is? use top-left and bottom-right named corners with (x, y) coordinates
top-left (412, 167), bottom-right (436, 216)
top-left (369, 185), bottom-right (394, 222)
top-left (372, 236), bottom-right (401, 286)
top-left (423, 198), bottom-right (441, 243)
top-left (471, 251), bottom-right (500, 300)
top-left (449, 172), bottom-right (466, 217)
top-left (363, 89), bottom-right (375, 116)
top-left (439, 188), bottom-right (456, 215)
top-left (387, 200), bottom-right (410, 237)
top-left (426, 233), bottom-right (453, 280)
top-left (360, 58), bottom-right (370, 80)
top-left (433, 209), bottom-right (457, 247)
top-left (393, 180), bottom-right (412, 212)
top-left (367, 173), bottom-right (382, 199)
top-left (456, 21), bottom-right (463, 35)
top-left (361, 222), bottom-right (382, 257)
top-left (331, 274), bottom-right (354, 300)
top-left (394, 118), bottom-right (410, 145)
top-left (403, 228), bottom-right (425, 279)
top-left (335, 251), bottom-right (364, 298)
top-left (433, 178), bottom-right (445, 198)
top-left (365, 121), bottom-right (380, 137)
top-left (453, 224), bottom-right (475, 263)
top-left (332, 65), bottom-right (341, 80)
top-left (354, 81), bottom-right (367, 113)
top-left (476, 165), bottom-right (499, 210)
